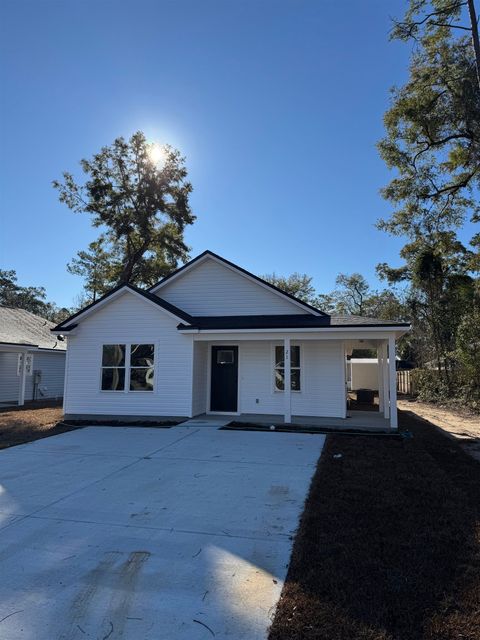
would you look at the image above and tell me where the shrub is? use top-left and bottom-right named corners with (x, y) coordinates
top-left (411, 369), bottom-right (450, 403)
top-left (411, 368), bottom-right (480, 412)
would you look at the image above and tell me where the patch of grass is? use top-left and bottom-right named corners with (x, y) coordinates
top-left (269, 411), bottom-right (480, 640)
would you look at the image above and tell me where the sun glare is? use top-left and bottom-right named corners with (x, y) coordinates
top-left (148, 143), bottom-right (166, 167)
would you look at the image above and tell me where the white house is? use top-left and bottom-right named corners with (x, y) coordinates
top-left (0, 308), bottom-right (66, 406)
top-left (52, 251), bottom-right (410, 429)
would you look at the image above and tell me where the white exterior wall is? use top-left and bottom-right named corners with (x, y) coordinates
top-left (158, 258), bottom-right (307, 316)
top-left (64, 292), bottom-right (194, 417)
top-left (26, 352), bottom-right (65, 400)
top-left (0, 351), bottom-right (65, 403)
top-left (350, 359), bottom-right (379, 391)
top-left (192, 341), bottom-right (208, 416)
top-left (233, 340), bottom-right (344, 417)
top-left (0, 352), bottom-right (20, 402)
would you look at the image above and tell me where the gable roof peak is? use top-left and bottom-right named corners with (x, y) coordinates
top-left (51, 282), bottom-right (193, 333)
top-left (149, 249), bottom-right (327, 316)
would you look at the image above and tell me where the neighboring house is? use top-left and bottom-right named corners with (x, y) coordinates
top-left (0, 308), bottom-right (66, 405)
top-left (52, 250), bottom-right (410, 429)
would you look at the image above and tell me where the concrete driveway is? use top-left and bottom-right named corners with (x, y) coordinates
top-left (0, 424), bottom-right (324, 639)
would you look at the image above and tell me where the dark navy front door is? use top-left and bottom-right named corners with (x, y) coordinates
top-left (210, 346), bottom-right (238, 412)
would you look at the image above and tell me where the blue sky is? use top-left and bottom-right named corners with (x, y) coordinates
top-left (1, 0), bottom-right (425, 308)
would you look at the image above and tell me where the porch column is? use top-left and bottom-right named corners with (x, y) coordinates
top-left (382, 342), bottom-right (390, 420)
top-left (377, 345), bottom-right (384, 413)
top-left (18, 351), bottom-right (27, 406)
top-left (284, 337), bottom-right (291, 423)
top-left (388, 335), bottom-right (398, 430)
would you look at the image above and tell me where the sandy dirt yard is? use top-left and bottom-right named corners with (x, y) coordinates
top-left (0, 401), bottom-right (71, 449)
top-left (398, 398), bottom-right (480, 461)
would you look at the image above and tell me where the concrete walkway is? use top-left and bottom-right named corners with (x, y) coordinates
top-left (0, 424), bottom-right (324, 639)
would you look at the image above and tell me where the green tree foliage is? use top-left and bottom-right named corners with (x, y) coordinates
top-left (66, 240), bottom-right (112, 302)
top-left (264, 269), bottom-right (408, 318)
top-left (261, 271), bottom-right (408, 326)
top-left (379, 0), bottom-right (480, 243)
top-left (330, 273), bottom-right (370, 315)
top-left (455, 307), bottom-right (480, 405)
top-left (316, 273), bottom-right (409, 322)
top-left (0, 269), bottom-right (70, 323)
top-left (377, 1), bottom-right (480, 407)
top-left (54, 131), bottom-right (195, 298)
top-left (378, 233), bottom-right (476, 381)
top-left (261, 272), bottom-right (318, 305)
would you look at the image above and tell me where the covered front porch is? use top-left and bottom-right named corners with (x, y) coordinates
top-left (187, 327), bottom-right (404, 431)
top-left (188, 410), bottom-right (390, 431)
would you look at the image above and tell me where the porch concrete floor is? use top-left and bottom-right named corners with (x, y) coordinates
top-left (227, 410), bottom-right (391, 431)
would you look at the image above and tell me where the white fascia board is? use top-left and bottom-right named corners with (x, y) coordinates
top-left (0, 343), bottom-right (67, 353)
top-left (188, 328), bottom-right (409, 341)
top-left (181, 325), bottom-right (410, 336)
top-left (51, 328), bottom-right (77, 336)
top-left (151, 253), bottom-right (322, 316)
top-left (0, 344), bottom-right (35, 352)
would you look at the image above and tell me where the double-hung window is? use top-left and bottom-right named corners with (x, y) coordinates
top-left (129, 344), bottom-right (155, 391)
top-left (274, 345), bottom-right (301, 392)
top-left (101, 343), bottom-right (155, 391)
top-left (101, 344), bottom-right (126, 391)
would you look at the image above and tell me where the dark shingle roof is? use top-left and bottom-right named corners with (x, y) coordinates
top-left (0, 308), bottom-right (67, 350)
top-left (177, 314), bottom-right (410, 331)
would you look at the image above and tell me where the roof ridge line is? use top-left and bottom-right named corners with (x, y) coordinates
top-left (147, 250), bottom-right (328, 316)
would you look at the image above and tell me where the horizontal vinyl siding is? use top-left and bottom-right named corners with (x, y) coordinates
top-left (291, 341), bottom-right (345, 417)
top-left (0, 351), bottom-right (65, 403)
top-left (0, 353), bottom-right (19, 402)
top-left (64, 291), bottom-right (193, 417)
top-left (192, 341), bottom-right (208, 416)
top-left (26, 352), bottom-right (65, 400)
top-left (239, 340), bottom-right (345, 418)
top-left (159, 258), bottom-right (307, 316)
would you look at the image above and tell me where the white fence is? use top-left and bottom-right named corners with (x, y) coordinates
top-left (397, 369), bottom-right (415, 395)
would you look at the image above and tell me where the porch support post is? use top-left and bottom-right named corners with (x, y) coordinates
top-left (382, 342), bottom-right (389, 420)
top-left (18, 351), bottom-right (27, 406)
top-left (388, 334), bottom-right (398, 430)
top-left (377, 345), bottom-right (384, 413)
top-left (284, 337), bottom-right (291, 423)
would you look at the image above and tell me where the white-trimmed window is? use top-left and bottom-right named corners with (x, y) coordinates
top-left (101, 344), bottom-right (126, 391)
top-left (101, 343), bottom-right (155, 392)
top-left (274, 345), bottom-right (301, 392)
top-left (129, 344), bottom-right (155, 391)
